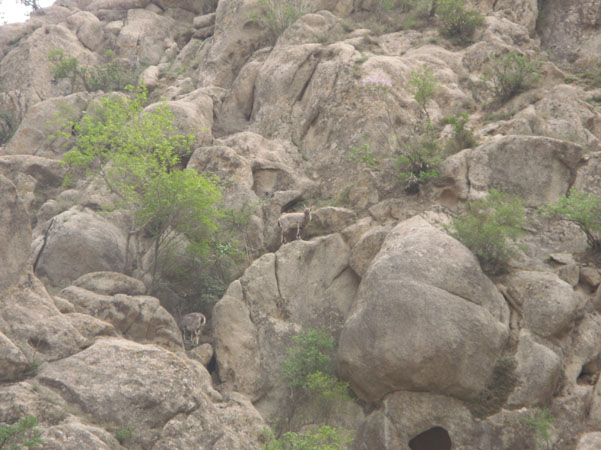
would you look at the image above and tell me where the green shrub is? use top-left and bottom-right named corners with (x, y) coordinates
top-left (443, 112), bottom-right (477, 154)
top-left (435, 0), bottom-right (484, 44)
top-left (0, 415), bottom-right (44, 449)
top-left (250, 0), bottom-right (309, 40)
top-left (397, 121), bottom-right (442, 194)
top-left (540, 189), bottom-right (601, 251)
top-left (450, 189), bottom-right (526, 273)
top-left (262, 425), bottom-right (354, 450)
top-left (484, 51), bottom-right (542, 100)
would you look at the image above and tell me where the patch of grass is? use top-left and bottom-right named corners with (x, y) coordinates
top-left (0, 415), bottom-right (44, 449)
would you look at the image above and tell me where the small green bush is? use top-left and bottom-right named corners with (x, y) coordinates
top-left (397, 121), bottom-right (442, 194)
top-left (443, 112), bottom-right (477, 154)
top-left (450, 189), bottom-right (526, 273)
top-left (0, 415), bottom-right (44, 449)
top-left (435, 0), bottom-right (484, 44)
top-left (249, 0), bottom-right (309, 40)
top-left (262, 425), bottom-right (354, 450)
top-left (540, 189), bottom-right (601, 251)
top-left (113, 425), bottom-right (134, 444)
top-left (484, 51), bottom-right (542, 100)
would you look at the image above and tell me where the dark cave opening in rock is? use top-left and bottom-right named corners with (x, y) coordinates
top-left (409, 426), bottom-right (452, 450)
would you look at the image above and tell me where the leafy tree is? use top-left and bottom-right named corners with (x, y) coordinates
top-left (0, 416), bottom-right (44, 449)
top-left (540, 189), bottom-right (601, 251)
top-left (450, 189), bottom-right (526, 273)
top-left (59, 86), bottom-right (222, 289)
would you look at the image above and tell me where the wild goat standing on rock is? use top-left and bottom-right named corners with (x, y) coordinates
top-left (180, 312), bottom-right (206, 346)
top-left (278, 208), bottom-right (312, 243)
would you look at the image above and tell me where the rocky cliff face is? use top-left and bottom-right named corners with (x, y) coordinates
top-left (2, 0), bottom-right (601, 448)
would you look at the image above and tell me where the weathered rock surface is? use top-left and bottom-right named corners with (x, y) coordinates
top-left (71, 271), bottom-right (146, 296)
top-left (576, 432), bottom-right (601, 450)
top-left (442, 135), bottom-right (583, 206)
top-left (0, 272), bottom-right (89, 367)
top-left (59, 285), bottom-right (182, 351)
top-left (3, 93), bottom-right (92, 159)
top-left (0, 175), bottom-right (31, 293)
top-left (506, 330), bottom-right (562, 407)
top-left (338, 216), bottom-right (509, 402)
top-left (213, 234), bottom-right (359, 424)
top-left (38, 338), bottom-right (264, 448)
top-left (505, 270), bottom-right (581, 338)
top-left (355, 391), bottom-right (478, 450)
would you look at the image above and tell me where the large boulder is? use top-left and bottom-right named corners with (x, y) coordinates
top-left (505, 270), bottom-right (581, 338)
top-left (32, 207), bottom-right (127, 290)
top-left (337, 216), bottom-right (509, 402)
top-left (143, 88), bottom-right (214, 148)
top-left (0, 175), bottom-right (31, 293)
top-left (506, 330), bottom-right (562, 407)
top-left (441, 135), bottom-right (584, 207)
